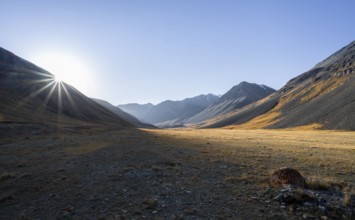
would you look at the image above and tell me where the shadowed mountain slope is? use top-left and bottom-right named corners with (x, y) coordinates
top-left (119, 94), bottom-right (219, 127)
top-left (201, 40), bottom-right (355, 130)
top-left (0, 47), bottom-right (132, 128)
top-left (92, 98), bottom-right (154, 128)
top-left (186, 82), bottom-right (275, 124)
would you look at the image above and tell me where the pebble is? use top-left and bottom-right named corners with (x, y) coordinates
top-left (143, 198), bottom-right (158, 209)
top-left (273, 186), bottom-right (355, 219)
top-left (302, 213), bottom-right (316, 219)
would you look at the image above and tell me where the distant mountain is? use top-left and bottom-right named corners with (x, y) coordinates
top-left (92, 98), bottom-right (154, 128)
top-left (200, 40), bottom-right (355, 130)
top-left (185, 82), bottom-right (275, 124)
top-left (118, 103), bottom-right (154, 123)
top-left (119, 94), bottom-right (219, 127)
top-left (0, 47), bottom-right (132, 128)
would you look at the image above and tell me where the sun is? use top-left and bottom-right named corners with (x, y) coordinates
top-left (32, 52), bottom-right (93, 95)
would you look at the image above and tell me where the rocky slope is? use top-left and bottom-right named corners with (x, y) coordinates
top-left (186, 82), bottom-right (275, 125)
top-left (201, 40), bottom-right (355, 130)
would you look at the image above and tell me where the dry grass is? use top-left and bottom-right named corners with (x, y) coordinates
top-left (227, 111), bottom-right (282, 129)
top-left (2, 127), bottom-right (355, 219)
top-left (146, 128), bottom-right (355, 188)
top-left (306, 176), bottom-right (346, 191)
top-left (300, 77), bottom-right (348, 103)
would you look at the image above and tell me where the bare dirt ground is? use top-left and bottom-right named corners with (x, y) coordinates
top-left (1, 124), bottom-right (355, 219)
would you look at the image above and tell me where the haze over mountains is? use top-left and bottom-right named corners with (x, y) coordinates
top-left (120, 83), bottom-right (275, 128)
top-left (91, 98), bottom-right (153, 128)
top-left (119, 94), bottom-right (219, 127)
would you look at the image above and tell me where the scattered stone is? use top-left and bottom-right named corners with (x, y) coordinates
top-left (270, 167), bottom-right (307, 188)
top-left (273, 186), bottom-right (355, 219)
top-left (143, 198), bottom-right (157, 209)
top-left (302, 213), bottom-right (316, 219)
top-left (266, 215), bottom-right (287, 220)
top-left (61, 205), bottom-right (75, 216)
top-left (184, 207), bottom-right (197, 214)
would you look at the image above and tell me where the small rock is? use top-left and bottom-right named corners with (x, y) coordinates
top-left (273, 194), bottom-right (282, 200)
top-left (302, 213), bottom-right (316, 219)
top-left (61, 205), bottom-right (75, 216)
top-left (303, 202), bottom-right (313, 206)
top-left (143, 198), bottom-right (157, 209)
top-left (184, 208), bottom-right (197, 214)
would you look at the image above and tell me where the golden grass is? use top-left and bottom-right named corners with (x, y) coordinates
top-left (300, 77), bottom-right (348, 103)
top-left (280, 123), bottom-right (324, 130)
top-left (227, 112), bottom-right (282, 129)
top-left (145, 128), bottom-right (355, 190)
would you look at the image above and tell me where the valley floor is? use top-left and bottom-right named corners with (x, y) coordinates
top-left (1, 125), bottom-right (355, 219)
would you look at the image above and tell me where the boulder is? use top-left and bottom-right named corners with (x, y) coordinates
top-left (270, 167), bottom-right (306, 188)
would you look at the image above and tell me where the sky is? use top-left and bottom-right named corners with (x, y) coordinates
top-left (1, 0), bottom-right (355, 105)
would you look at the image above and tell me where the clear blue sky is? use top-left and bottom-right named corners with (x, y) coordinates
top-left (1, 0), bottom-right (355, 104)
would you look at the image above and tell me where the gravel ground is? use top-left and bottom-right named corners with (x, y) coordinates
top-left (1, 125), bottom-right (354, 219)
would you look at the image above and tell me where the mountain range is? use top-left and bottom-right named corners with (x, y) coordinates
top-left (1, 40), bottom-right (354, 130)
top-left (198, 40), bottom-right (355, 130)
top-left (119, 94), bottom-right (220, 127)
top-left (119, 83), bottom-right (275, 128)
top-left (185, 82), bottom-right (275, 125)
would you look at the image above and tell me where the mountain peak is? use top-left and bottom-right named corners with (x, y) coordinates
top-left (220, 82), bottom-right (275, 102)
top-left (238, 81), bottom-right (254, 86)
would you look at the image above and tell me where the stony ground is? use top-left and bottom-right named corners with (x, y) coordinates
top-left (1, 124), bottom-right (355, 219)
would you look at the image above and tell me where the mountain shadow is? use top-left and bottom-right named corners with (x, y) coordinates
top-left (0, 47), bottom-right (133, 129)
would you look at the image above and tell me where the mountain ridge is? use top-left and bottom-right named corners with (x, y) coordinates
top-left (185, 82), bottom-right (276, 125)
top-left (0, 47), bottom-right (133, 129)
top-left (199, 40), bottom-right (355, 130)
top-left (119, 94), bottom-right (219, 126)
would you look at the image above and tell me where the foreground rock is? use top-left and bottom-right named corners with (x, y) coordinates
top-left (273, 186), bottom-right (355, 219)
top-left (270, 168), bottom-right (307, 188)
